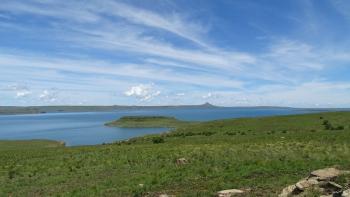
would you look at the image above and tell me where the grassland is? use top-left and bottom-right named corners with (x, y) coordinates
top-left (105, 116), bottom-right (194, 128)
top-left (0, 139), bottom-right (65, 150)
top-left (1, 112), bottom-right (350, 196)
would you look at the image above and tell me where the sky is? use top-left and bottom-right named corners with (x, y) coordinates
top-left (0, 0), bottom-right (350, 107)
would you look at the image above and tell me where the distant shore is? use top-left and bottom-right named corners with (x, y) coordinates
top-left (0, 103), bottom-right (217, 115)
top-left (0, 103), bottom-right (348, 115)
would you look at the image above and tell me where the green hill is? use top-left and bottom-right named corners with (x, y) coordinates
top-left (1, 112), bottom-right (350, 196)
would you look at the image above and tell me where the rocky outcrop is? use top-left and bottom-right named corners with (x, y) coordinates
top-left (278, 167), bottom-right (350, 197)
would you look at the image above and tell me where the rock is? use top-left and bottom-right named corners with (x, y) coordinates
top-left (278, 185), bottom-right (300, 197)
top-left (328, 181), bottom-right (343, 190)
top-left (310, 168), bottom-right (342, 180)
top-left (217, 189), bottom-right (244, 197)
top-left (342, 189), bottom-right (350, 197)
top-left (159, 194), bottom-right (169, 197)
top-left (295, 178), bottom-right (319, 191)
top-left (317, 181), bottom-right (343, 195)
top-left (176, 158), bottom-right (188, 165)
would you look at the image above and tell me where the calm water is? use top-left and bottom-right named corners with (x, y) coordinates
top-left (0, 107), bottom-right (328, 146)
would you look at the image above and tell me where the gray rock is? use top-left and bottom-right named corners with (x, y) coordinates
top-left (217, 189), bottom-right (244, 197)
top-left (278, 185), bottom-right (300, 197)
top-left (176, 158), bottom-right (188, 165)
top-left (310, 168), bottom-right (341, 180)
top-left (342, 189), bottom-right (350, 197)
top-left (295, 178), bottom-right (319, 191)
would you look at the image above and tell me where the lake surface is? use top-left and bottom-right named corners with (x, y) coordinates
top-left (0, 107), bottom-right (331, 146)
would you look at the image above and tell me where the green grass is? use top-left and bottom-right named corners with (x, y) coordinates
top-left (0, 139), bottom-right (65, 150)
top-left (105, 116), bottom-right (194, 128)
top-left (1, 112), bottom-right (350, 196)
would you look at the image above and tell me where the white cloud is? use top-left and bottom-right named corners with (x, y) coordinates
top-left (0, 51), bottom-right (244, 89)
top-left (0, 1), bottom-right (255, 72)
top-left (39, 89), bottom-right (58, 103)
top-left (97, 1), bottom-right (207, 46)
top-left (202, 92), bottom-right (213, 99)
top-left (7, 84), bottom-right (32, 99)
top-left (15, 90), bottom-right (31, 98)
top-left (124, 84), bottom-right (161, 101)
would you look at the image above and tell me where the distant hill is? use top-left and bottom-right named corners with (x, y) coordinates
top-left (0, 103), bottom-right (218, 115)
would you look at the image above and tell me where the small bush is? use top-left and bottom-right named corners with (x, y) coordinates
top-left (281, 130), bottom-right (287, 134)
top-left (152, 137), bottom-right (165, 144)
top-left (335, 125), bottom-right (344, 130)
top-left (8, 169), bottom-right (16, 179)
top-left (323, 120), bottom-right (334, 130)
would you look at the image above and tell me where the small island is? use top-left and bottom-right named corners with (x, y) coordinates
top-left (105, 116), bottom-right (194, 128)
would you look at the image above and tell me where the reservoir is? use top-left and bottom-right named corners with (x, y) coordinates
top-left (0, 107), bottom-right (331, 146)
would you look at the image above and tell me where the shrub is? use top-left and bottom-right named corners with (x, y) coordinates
top-left (281, 130), bottom-right (287, 134)
top-left (152, 137), bottom-right (165, 144)
top-left (335, 125), bottom-right (344, 130)
top-left (185, 132), bottom-right (195, 136)
top-left (8, 169), bottom-right (16, 179)
top-left (322, 120), bottom-right (329, 125)
top-left (323, 120), bottom-right (334, 130)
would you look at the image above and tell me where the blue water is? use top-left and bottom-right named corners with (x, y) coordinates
top-left (0, 107), bottom-right (329, 146)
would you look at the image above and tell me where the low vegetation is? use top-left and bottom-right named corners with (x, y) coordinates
top-left (0, 140), bottom-right (65, 150)
top-left (1, 112), bottom-right (350, 196)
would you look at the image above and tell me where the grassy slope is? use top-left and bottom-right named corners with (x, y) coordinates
top-left (1, 112), bottom-right (350, 196)
top-left (0, 140), bottom-right (65, 150)
top-left (105, 116), bottom-right (194, 128)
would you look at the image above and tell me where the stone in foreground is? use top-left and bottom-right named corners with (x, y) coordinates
top-left (217, 189), bottom-right (244, 197)
top-left (342, 189), bottom-right (350, 197)
top-left (295, 177), bottom-right (319, 191)
top-left (310, 168), bottom-right (342, 180)
top-left (176, 158), bottom-right (188, 165)
top-left (278, 185), bottom-right (300, 197)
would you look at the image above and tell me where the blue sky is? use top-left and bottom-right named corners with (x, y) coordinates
top-left (0, 0), bottom-right (350, 107)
